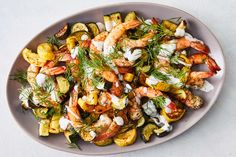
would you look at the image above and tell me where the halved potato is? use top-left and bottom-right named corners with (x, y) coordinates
top-left (37, 43), bottom-right (55, 60)
top-left (114, 128), bottom-right (137, 147)
top-left (22, 48), bottom-right (46, 67)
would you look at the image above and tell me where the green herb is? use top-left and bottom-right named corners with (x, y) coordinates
top-left (167, 67), bottom-right (187, 79)
top-left (65, 63), bottom-right (74, 82)
top-left (170, 54), bottom-right (180, 64)
top-left (153, 96), bottom-right (166, 108)
top-left (67, 131), bottom-right (81, 150)
top-left (10, 70), bottom-right (28, 86)
top-left (139, 18), bottom-right (166, 63)
top-left (151, 69), bottom-right (169, 81)
top-left (91, 76), bottom-right (103, 87)
top-left (47, 35), bottom-right (62, 47)
top-left (46, 108), bottom-right (55, 117)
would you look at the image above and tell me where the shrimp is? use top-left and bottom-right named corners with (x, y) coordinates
top-left (67, 88), bottom-right (84, 130)
top-left (90, 31), bottom-right (109, 54)
top-left (113, 57), bottom-right (133, 67)
top-left (100, 70), bottom-right (123, 97)
top-left (176, 36), bottom-right (209, 53)
top-left (135, 86), bottom-right (178, 112)
top-left (92, 114), bottom-right (112, 134)
top-left (27, 64), bottom-right (40, 87)
top-left (184, 90), bottom-right (203, 109)
top-left (134, 86), bottom-right (163, 98)
top-left (93, 118), bottom-right (122, 141)
top-left (189, 53), bottom-right (221, 74)
top-left (186, 71), bottom-right (214, 87)
top-left (78, 92), bottom-right (112, 114)
top-left (128, 97), bottom-right (143, 121)
top-left (40, 66), bottom-right (66, 75)
top-left (120, 31), bottom-right (155, 49)
top-left (103, 20), bottom-right (141, 54)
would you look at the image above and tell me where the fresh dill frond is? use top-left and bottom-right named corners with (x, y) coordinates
top-left (151, 69), bottom-right (169, 81)
top-left (65, 63), bottom-right (74, 82)
top-left (153, 96), bottom-right (166, 108)
top-left (11, 70), bottom-right (28, 86)
top-left (91, 76), bottom-right (103, 87)
top-left (167, 67), bottom-right (187, 79)
top-left (47, 35), bottom-right (62, 47)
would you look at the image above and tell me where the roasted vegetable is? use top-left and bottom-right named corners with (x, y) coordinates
top-left (22, 48), bottom-right (46, 67)
top-left (33, 108), bottom-right (49, 119)
top-left (124, 73), bottom-right (134, 82)
top-left (39, 119), bottom-right (50, 136)
top-left (141, 123), bottom-right (158, 143)
top-left (87, 22), bottom-right (100, 37)
top-left (136, 117), bottom-right (145, 127)
top-left (124, 11), bottom-right (137, 22)
top-left (162, 20), bottom-right (178, 32)
top-left (56, 76), bottom-right (70, 94)
top-left (70, 31), bottom-right (91, 41)
top-left (49, 113), bottom-right (61, 134)
top-left (71, 22), bottom-right (88, 34)
top-left (161, 108), bottom-right (185, 123)
top-left (86, 91), bottom-right (98, 105)
top-left (94, 138), bottom-right (113, 146)
top-left (79, 129), bottom-right (95, 142)
top-left (55, 23), bottom-right (70, 40)
top-left (169, 88), bottom-right (187, 100)
top-left (114, 128), bottom-right (137, 147)
top-left (37, 43), bottom-right (55, 61)
top-left (110, 12), bottom-right (122, 26)
top-left (154, 82), bottom-right (171, 92)
top-left (104, 15), bottom-right (112, 32)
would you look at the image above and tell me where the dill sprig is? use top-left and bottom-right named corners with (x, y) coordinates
top-left (47, 35), bottom-right (62, 47)
top-left (138, 18), bottom-right (166, 63)
top-left (153, 96), bottom-right (166, 108)
top-left (91, 76), bottom-right (103, 87)
top-left (11, 70), bottom-right (28, 86)
top-left (151, 69), bottom-right (169, 81)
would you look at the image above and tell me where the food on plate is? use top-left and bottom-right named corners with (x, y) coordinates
top-left (12, 11), bottom-right (221, 148)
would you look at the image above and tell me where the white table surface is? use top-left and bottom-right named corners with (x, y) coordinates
top-left (1, 0), bottom-right (235, 156)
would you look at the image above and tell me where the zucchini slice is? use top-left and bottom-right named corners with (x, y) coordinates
top-left (110, 12), bottom-right (122, 26)
top-left (55, 23), bottom-right (70, 40)
top-left (71, 22), bottom-right (89, 34)
top-left (104, 15), bottom-right (112, 32)
top-left (114, 128), bottom-right (137, 147)
top-left (39, 119), bottom-right (50, 136)
top-left (49, 113), bottom-right (61, 134)
top-left (70, 31), bottom-right (91, 41)
top-left (94, 138), bottom-right (113, 146)
top-left (141, 123), bottom-right (158, 143)
top-left (56, 76), bottom-right (70, 94)
top-left (137, 116), bottom-right (145, 127)
top-left (87, 22), bottom-right (100, 37)
top-left (162, 20), bottom-right (178, 31)
top-left (125, 11), bottom-right (137, 22)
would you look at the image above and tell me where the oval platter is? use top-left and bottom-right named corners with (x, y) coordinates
top-left (6, 2), bottom-right (225, 155)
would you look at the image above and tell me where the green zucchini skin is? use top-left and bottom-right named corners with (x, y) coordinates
top-left (141, 123), bottom-right (158, 143)
top-left (71, 22), bottom-right (89, 34)
top-left (87, 22), bottom-right (100, 37)
top-left (55, 23), bottom-right (70, 40)
top-left (125, 11), bottom-right (137, 22)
